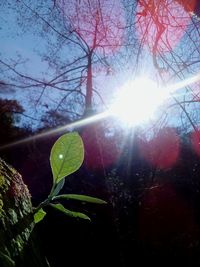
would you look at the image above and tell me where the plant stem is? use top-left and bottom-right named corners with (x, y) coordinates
top-left (34, 198), bottom-right (51, 214)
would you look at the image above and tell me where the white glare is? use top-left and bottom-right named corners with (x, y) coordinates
top-left (109, 78), bottom-right (167, 126)
top-left (1, 73), bottom-right (200, 150)
top-left (59, 154), bottom-right (63, 159)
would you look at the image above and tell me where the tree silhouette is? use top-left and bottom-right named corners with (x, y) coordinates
top-left (0, 0), bottom-right (125, 119)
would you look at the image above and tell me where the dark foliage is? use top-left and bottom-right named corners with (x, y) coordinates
top-left (1, 103), bottom-right (200, 266)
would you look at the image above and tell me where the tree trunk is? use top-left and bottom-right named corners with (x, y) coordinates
top-left (85, 53), bottom-right (93, 114)
top-left (0, 158), bottom-right (48, 267)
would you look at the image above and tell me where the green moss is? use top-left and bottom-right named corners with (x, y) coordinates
top-left (0, 251), bottom-right (15, 267)
top-left (0, 159), bottom-right (33, 262)
top-left (14, 236), bottom-right (23, 252)
top-left (0, 176), bottom-right (5, 188)
top-left (0, 158), bottom-right (48, 266)
top-left (8, 209), bottom-right (18, 225)
top-left (0, 200), bottom-right (3, 210)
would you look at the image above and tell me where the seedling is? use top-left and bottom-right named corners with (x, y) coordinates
top-left (34, 132), bottom-right (106, 223)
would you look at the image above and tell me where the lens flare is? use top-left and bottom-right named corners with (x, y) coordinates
top-left (108, 73), bottom-right (200, 127)
top-left (1, 73), bottom-right (200, 150)
top-left (108, 78), bottom-right (167, 126)
top-left (135, 0), bottom-right (196, 53)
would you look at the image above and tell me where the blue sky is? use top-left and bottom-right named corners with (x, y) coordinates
top-left (1, 1), bottom-right (200, 131)
top-left (0, 4), bottom-right (128, 128)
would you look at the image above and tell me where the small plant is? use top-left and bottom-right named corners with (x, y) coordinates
top-left (34, 132), bottom-right (106, 223)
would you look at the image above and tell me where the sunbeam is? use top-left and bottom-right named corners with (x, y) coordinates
top-left (0, 112), bottom-right (109, 150)
top-left (108, 73), bottom-right (200, 127)
top-left (1, 72), bottom-right (200, 150)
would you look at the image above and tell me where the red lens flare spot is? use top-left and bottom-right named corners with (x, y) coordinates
top-left (191, 130), bottom-right (200, 156)
top-left (136, 0), bottom-right (196, 53)
top-left (175, 0), bottom-right (197, 13)
top-left (139, 183), bottom-right (197, 244)
top-left (138, 127), bottom-right (180, 169)
top-left (57, 0), bottom-right (125, 55)
top-left (81, 123), bottom-right (121, 170)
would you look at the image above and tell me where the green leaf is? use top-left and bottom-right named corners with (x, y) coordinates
top-left (50, 132), bottom-right (84, 184)
top-left (53, 194), bottom-right (107, 204)
top-left (50, 203), bottom-right (91, 221)
top-left (34, 208), bottom-right (47, 224)
top-left (52, 178), bottom-right (65, 197)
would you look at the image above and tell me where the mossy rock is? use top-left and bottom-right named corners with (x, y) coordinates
top-left (0, 158), bottom-right (48, 267)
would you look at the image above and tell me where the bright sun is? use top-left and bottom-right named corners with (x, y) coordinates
top-left (109, 78), bottom-right (167, 126)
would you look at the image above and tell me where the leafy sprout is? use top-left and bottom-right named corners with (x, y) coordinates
top-left (34, 132), bottom-right (106, 223)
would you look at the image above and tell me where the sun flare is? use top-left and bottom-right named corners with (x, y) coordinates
top-left (109, 78), bottom-right (168, 126)
top-left (1, 73), bottom-right (200, 151)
